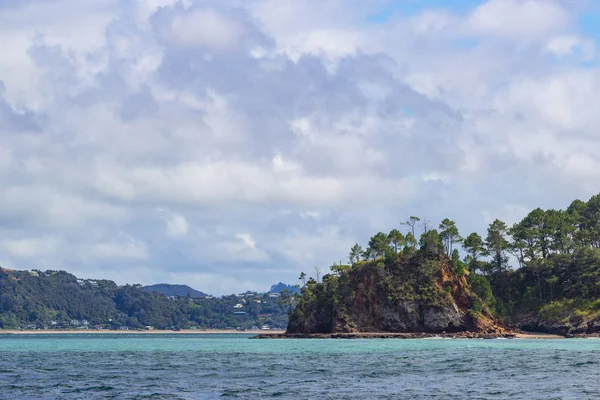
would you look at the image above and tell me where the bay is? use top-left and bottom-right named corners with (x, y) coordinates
top-left (0, 334), bottom-right (598, 399)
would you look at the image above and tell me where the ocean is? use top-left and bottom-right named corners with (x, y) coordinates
top-left (0, 334), bottom-right (598, 399)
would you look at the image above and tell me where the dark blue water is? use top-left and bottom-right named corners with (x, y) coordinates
top-left (0, 334), bottom-right (599, 399)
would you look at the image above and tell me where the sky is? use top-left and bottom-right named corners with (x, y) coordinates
top-left (1, 0), bottom-right (600, 295)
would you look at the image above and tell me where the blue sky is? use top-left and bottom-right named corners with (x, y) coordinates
top-left (1, 0), bottom-right (600, 294)
top-left (369, 0), bottom-right (486, 22)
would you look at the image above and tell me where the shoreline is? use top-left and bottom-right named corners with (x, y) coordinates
top-left (2, 329), bottom-right (593, 339)
top-left (253, 331), bottom-right (569, 340)
top-left (0, 329), bottom-right (286, 335)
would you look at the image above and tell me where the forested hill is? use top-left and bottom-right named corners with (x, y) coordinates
top-left (269, 282), bottom-right (301, 294)
top-left (290, 193), bottom-right (600, 336)
top-left (0, 270), bottom-right (288, 330)
top-left (143, 284), bottom-right (207, 298)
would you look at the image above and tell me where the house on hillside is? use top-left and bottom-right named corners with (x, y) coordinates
top-left (233, 303), bottom-right (244, 309)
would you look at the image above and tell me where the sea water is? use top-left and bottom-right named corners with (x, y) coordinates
top-left (0, 334), bottom-right (598, 399)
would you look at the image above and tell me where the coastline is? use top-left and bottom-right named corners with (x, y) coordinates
top-left (253, 331), bottom-right (569, 339)
top-left (0, 329), bottom-right (286, 335)
top-left (3, 329), bottom-right (594, 339)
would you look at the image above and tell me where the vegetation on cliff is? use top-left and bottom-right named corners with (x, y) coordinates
top-left (290, 194), bottom-right (600, 335)
top-left (288, 231), bottom-right (502, 334)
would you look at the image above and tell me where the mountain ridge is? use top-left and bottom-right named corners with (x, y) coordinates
top-left (143, 284), bottom-right (207, 298)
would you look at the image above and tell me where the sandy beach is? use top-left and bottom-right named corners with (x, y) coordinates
top-left (0, 329), bottom-right (286, 335)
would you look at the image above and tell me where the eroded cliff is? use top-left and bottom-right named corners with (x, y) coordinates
top-left (287, 253), bottom-right (508, 335)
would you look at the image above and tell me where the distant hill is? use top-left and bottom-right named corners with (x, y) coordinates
top-left (269, 282), bottom-right (300, 294)
top-left (0, 269), bottom-right (289, 330)
top-left (143, 284), bottom-right (207, 298)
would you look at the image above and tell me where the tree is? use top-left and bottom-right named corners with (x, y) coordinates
top-left (439, 218), bottom-right (462, 255)
top-left (402, 216), bottom-right (421, 238)
top-left (486, 219), bottom-right (510, 274)
top-left (348, 244), bottom-right (363, 266)
top-left (299, 272), bottom-right (307, 287)
top-left (368, 232), bottom-right (391, 259)
top-left (314, 267), bottom-right (322, 283)
top-left (421, 219), bottom-right (432, 235)
top-left (388, 229), bottom-right (405, 254)
top-left (463, 232), bottom-right (486, 261)
top-left (330, 262), bottom-right (351, 276)
top-left (405, 232), bottom-right (418, 249)
top-left (419, 229), bottom-right (444, 255)
top-left (582, 194), bottom-right (600, 249)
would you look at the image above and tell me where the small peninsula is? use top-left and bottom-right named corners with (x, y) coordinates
top-left (278, 194), bottom-right (600, 338)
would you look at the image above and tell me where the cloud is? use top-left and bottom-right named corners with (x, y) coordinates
top-left (465, 0), bottom-right (570, 41)
top-left (86, 234), bottom-right (148, 260)
top-left (235, 233), bottom-right (256, 250)
top-left (0, 237), bottom-right (61, 259)
top-left (0, 0), bottom-right (598, 294)
top-left (157, 209), bottom-right (189, 237)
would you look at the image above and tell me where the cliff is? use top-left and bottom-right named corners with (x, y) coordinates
top-left (287, 252), bottom-right (509, 335)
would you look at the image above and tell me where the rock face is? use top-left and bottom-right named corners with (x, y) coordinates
top-left (517, 315), bottom-right (600, 336)
top-left (287, 254), bottom-right (507, 335)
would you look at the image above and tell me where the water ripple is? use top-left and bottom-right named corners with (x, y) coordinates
top-left (0, 335), bottom-right (599, 399)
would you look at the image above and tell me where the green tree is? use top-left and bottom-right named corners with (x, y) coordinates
top-left (299, 272), bottom-right (306, 287)
top-left (405, 232), bottom-right (418, 249)
top-left (419, 229), bottom-right (444, 255)
top-left (463, 232), bottom-right (486, 260)
top-left (402, 216), bottom-right (421, 238)
top-left (388, 229), bottom-right (405, 254)
top-left (486, 219), bottom-right (510, 274)
top-left (439, 218), bottom-right (462, 255)
top-left (348, 244), bottom-right (363, 266)
top-left (368, 232), bottom-right (391, 259)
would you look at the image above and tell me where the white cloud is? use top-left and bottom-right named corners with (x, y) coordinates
top-left (235, 233), bottom-right (256, 250)
top-left (546, 35), bottom-right (595, 59)
top-left (0, 0), bottom-right (599, 294)
top-left (157, 209), bottom-right (189, 237)
top-left (0, 237), bottom-right (61, 258)
top-left (466, 0), bottom-right (570, 41)
top-left (166, 9), bottom-right (243, 49)
top-left (86, 234), bottom-right (148, 260)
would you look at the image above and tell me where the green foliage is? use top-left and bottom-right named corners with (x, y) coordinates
top-left (439, 218), bottom-right (462, 255)
top-left (348, 244), bottom-right (363, 266)
top-left (388, 229), bottom-right (405, 254)
top-left (0, 269), bottom-right (289, 330)
top-left (368, 232), bottom-right (392, 259)
top-left (419, 229), bottom-right (444, 256)
top-left (463, 232), bottom-right (487, 262)
top-left (486, 219), bottom-right (510, 274)
top-left (468, 274), bottom-right (496, 311)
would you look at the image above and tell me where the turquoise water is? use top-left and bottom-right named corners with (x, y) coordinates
top-left (1, 334), bottom-right (599, 399)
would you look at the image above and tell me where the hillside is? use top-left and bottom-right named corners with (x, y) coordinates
top-left (269, 282), bottom-right (301, 294)
top-left (143, 284), bottom-right (207, 298)
top-left (288, 250), bottom-right (506, 335)
top-left (0, 269), bottom-right (288, 330)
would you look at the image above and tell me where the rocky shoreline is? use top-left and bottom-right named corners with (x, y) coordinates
top-left (251, 330), bottom-right (595, 339)
top-left (253, 331), bottom-right (519, 339)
